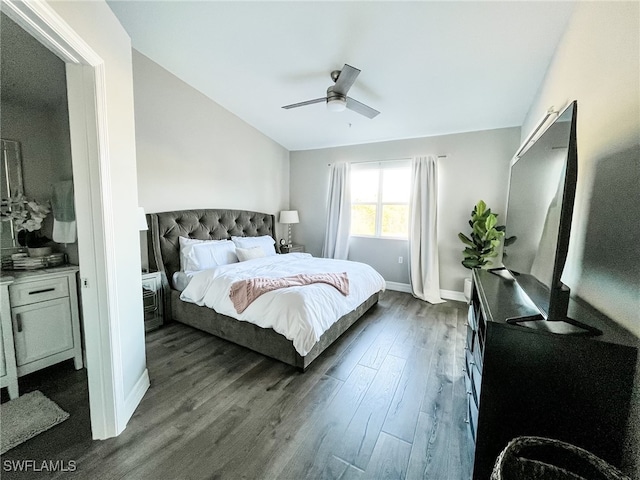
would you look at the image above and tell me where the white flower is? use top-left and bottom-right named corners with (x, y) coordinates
top-left (0, 194), bottom-right (50, 232)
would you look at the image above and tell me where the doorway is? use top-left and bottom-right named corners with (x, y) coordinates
top-left (0, 6), bottom-right (91, 448)
top-left (1, 0), bottom-right (148, 441)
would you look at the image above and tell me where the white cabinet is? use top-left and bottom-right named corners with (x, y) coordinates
top-left (13, 298), bottom-right (74, 367)
top-left (7, 266), bottom-right (83, 378)
top-left (0, 277), bottom-right (19, 399)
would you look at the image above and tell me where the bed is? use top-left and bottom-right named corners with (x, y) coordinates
top-left (147, 208), bottom-right (384, 371)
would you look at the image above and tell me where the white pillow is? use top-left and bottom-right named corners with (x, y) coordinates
top-left (179, 237), bottom-right (207, 271)
top-left (231, 235), bottom-right (277, 256)
top-left (236, 246), bottom-right (266, 262)
top-left (180, 238), bottom-right (238, 271)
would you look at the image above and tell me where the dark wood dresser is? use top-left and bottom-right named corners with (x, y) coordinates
top-left (466, 268), bottom-right (637, 479)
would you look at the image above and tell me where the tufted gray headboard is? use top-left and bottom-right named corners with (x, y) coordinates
top-left (147, 209), bottom-right (277, 290)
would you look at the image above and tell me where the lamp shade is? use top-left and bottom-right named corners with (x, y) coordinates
top-left (137, 207), bottom-right (148, 231)
top-left (279, 210), bottom-right (299, 224)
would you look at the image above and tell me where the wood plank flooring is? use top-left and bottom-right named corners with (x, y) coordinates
top-left (1, 290), bottom-right (473, 480)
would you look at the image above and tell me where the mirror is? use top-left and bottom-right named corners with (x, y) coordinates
top-left (1, 139), bottom-right (24, 248)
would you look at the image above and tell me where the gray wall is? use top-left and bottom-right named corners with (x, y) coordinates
top-left (521, 2), bottom-right (639, 475)
top-left (290, 127), bottom-right (520, 293)
top-left (522, 1), bottom-right (639, 339)
top-left (132, 50), bottom-right (290, 236)
top-left (0, 14), bottom-right (77, 263)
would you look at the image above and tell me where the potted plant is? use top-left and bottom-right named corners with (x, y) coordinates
top-left (458, 200), bottom-right (515, 300)
top-left (1, 194), bottom-right (52, 256)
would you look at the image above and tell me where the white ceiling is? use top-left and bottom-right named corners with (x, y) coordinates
top-left (107, 1), bottom-right (575, 151)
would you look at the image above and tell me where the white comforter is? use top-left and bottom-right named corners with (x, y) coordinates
top-left (180, 253), bottom-right (385, 356)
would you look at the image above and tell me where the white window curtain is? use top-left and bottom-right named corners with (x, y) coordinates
top-left (322, 161), bottom-right (351, 259)
top-left (409, 155), bottom-right (445, 303)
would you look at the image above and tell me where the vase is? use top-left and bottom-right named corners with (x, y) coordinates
top-left (27, 247), bottom-right (52, 257)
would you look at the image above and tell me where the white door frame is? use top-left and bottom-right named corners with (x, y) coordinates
top-left (2, 0), bottom-right (123, 438)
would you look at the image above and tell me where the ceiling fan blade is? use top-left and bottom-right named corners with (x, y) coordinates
top-left (346, 97), bottom-right (380, 119)
top-left (333, 64), bottom-right (360, 95)
top-left (282, 97), bottom-right (326, 109)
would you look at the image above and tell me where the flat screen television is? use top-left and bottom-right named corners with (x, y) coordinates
top-left (502, 101), bottom-right (600, 335)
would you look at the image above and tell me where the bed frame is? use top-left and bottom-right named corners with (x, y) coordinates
top-left (147, 208), bottom-right (380, 371)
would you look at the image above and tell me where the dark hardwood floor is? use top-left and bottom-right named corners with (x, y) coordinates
top-left (1, 290), bottom-right (473, 479)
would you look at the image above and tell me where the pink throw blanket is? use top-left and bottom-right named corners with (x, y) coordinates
top-left (229, 272), bottom-right (350, 313)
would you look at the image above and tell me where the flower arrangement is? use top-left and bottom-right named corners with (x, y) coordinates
top-left (1, 194), bottom-right (51, 247)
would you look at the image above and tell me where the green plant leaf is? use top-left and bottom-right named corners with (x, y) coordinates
top-left (476, 200), bottom-right (486, 216)
top-left (458, 233), bottom-right (474, 247)
top-left (485, 214), bottom-right (497, 231)
top-left (462, 258), bottom-right (482, 269)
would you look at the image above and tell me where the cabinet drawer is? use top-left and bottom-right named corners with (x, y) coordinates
top-left (142, 274), bottom-right (160, 293)
top-left (143, 291), bottom-right (158, 312)
top-left (10, 277), bottom-right (69, 307)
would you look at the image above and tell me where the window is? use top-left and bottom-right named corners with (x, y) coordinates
top-left (351, 161), bottom-right (411, 238)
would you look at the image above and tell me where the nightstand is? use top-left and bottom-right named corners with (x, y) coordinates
top-left (142, 271), bottom-right (163, 332)
top-left (281, 244), bottom-right (305, 254)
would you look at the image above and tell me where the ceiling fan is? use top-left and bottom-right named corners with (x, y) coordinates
top-left (282, 64), bottom-right (380, 119)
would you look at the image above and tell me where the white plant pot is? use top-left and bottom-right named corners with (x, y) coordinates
top-left (463, 277), bottom-right (472, 303)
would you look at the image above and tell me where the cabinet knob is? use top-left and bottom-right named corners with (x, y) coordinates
top-left (464, 418), bottom-right (470, 424)
top-left (466, 390), bottom-right (472, 395)
top-left (462, 368), bottom-right (467, 373)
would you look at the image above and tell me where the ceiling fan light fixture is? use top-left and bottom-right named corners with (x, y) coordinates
top-left (327, 96), bottom-right (347, 112)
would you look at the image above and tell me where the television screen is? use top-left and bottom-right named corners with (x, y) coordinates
top-left (503, 102), bottom-right (577, 321)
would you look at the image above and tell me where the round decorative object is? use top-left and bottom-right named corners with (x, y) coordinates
top-left (27, 247), bottom-right (53, 257)
top-left (279, 239), bottom-right (286, 246)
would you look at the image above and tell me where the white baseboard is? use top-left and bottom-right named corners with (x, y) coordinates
top-left (385, 281), bottom-right (412, 293)
top-left (440, 289), bottom-right (467, 303)
top-left (385, 282), bottom-right (467, 303)
top-left (120, 368), bottom-right (150, 433)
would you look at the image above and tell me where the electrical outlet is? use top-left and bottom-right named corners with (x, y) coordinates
top-left (398, 256), bottom-right (403, 264)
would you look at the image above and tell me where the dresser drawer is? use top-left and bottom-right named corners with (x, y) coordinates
top-left (467, 393), bottom-right (479, 443)
top-left (467, 305), bottom-right (477, 331)
top-left (472, 332), bottom-right (483, 373)
top-left (466, 322), bottom-right (475, 352)
top-left (9, 277), bottom-right (69, 307)
top-left (471, 362), bottom-right (482, 407)
top-left (465, 348), bottom-right (477, 377)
